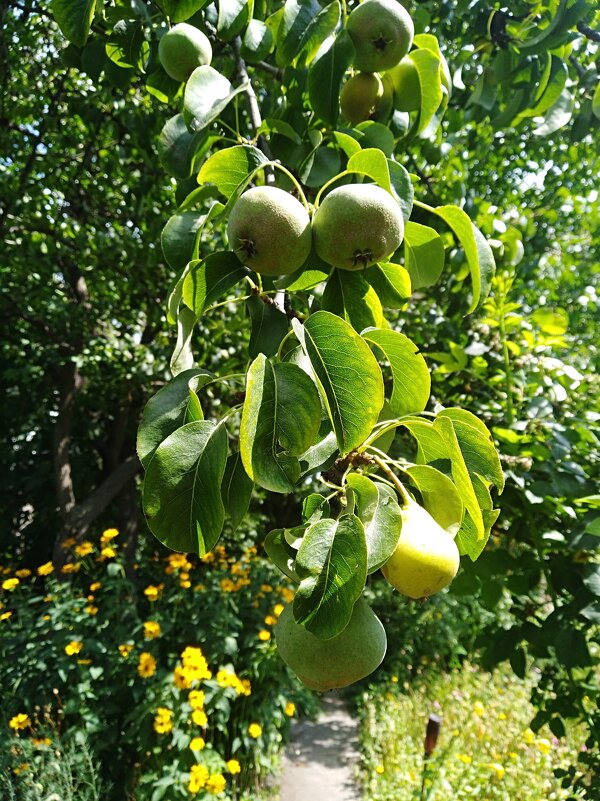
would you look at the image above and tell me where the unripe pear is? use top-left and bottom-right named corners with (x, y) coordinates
top-left (227, 186), bottom-right (312, 276)
top-left (388, 55), bottom-right (420, 112)
top-left (340, 72), bottom-right (384, 126)
top-left (312, 183), bottom-right (404, 271)
top-left (274, 597), bottom-right (387, 691)
top-left (381, 499), bottom-right (460, 599)
top-left (158, 23), bottom-right (212, 83)
top-left (346, 0), bottom-right (414, 73)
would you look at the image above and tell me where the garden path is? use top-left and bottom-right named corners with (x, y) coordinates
top-left (279, 693), bottom-right (361, 801)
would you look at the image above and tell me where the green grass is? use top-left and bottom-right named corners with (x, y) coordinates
top-left (358, 664), bottom-right (588, 801)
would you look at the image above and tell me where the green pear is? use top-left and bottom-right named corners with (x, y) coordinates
top-left (381, 499), bottom-right (460, 599)
top-left (158, 23), bottom-right (212, 83)
top-left (346, 0), bottom-right (414, 73)
top-left (274, 597), bottom-right (387, 691)
top-left (340, 72), bottom-right (384, 126)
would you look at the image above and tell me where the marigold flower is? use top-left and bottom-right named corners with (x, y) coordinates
top-left (189, 690), bottom-right (205, 709)
top-left (138, 652), bottom-right (157, 678)
top-left (273, 603), bottom-right (285, 617)
top-left (90, 582), bottom-right (102, 592)
top-left (2, 578), bottom-right (19, 591)
top-left (260, 584), bottom-right (273, 593)
top-left (74, 542), bottom-right (94, 557)
top-left (280, 587), bottom-right (294, 603)
top-left (192, 709), bottom-right (207, 727)
top-left (32, 737), bottom-right (52, 747)
top-left (15, 569), bottom-right (31, 578)
top-left (226, 759), bottom-right (241, 775)
top-left (284, 702), bottom-right (296, 717)
top-left (61, 562), bottom-right (80, 574)
top-left (99, 546), bottom-right (116, 560)
top-left (13, 763), bottom-right (29, 775)
top-left (65, 641), bottom-right (83, 656)
top-left (85, 605), bottom-right (98, 616)
top-left (258, 630), bottom-right (271, 641)
top-left (188, 764), bottom-right (209, 793)
top-left (190, 736), bottom-right (205, 751)
top-left (153, 707), bottom-right (173, 734)
top-left (118, 643), bottom-right (134, 658)
top-left (37, 562), bottom-right (54, 576)
top-left (61, 537), bottom-right (76, 549)
top-left (248, 723), bottom-right (262, 739)
top-left (144, 584), bottom-right (162, 601)
top-left (101, 528), bottom-right (119, 541)
top-left (1, 611), bottom-right (13, 621)
top-left (8, 713), bottom-right (31, 731)
top-left (206, 773), bottom-right (226, 794)
top-left (143, 621), bottom-right (161, 639)
top-left (264, 615), bottom-right (277, 626)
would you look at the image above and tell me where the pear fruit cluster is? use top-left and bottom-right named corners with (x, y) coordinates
top-left (227, 183), bottom-right (404, 276)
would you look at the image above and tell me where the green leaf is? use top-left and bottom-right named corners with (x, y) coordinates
top-left (321, 270), bottom-right (384, 332)
top-left (197, 145), bottom-right (268, 198)
top-left (533, 88), bottom-right (574, 136)
top-left (276, 0), bottom-right (340, 68)
top-left (264, 528), bottom-right (300, 581)
top-left (157, 0), bottom-right (209, 22)
top-left (308, 31), bottom-right (355, 126)
top-left (388, 161), bottom-right (414, 224)
top-left (404, 222), bottom-right (445, 289)
top-left (366, 262), bottom-right (411, 308)
top-left (137, 369), bottom-right (214, 469)
top-left (293, 515), bottom-right (367, 639)
top-left (593, 80), bottom-right (600, 121)
top-left (171, 306), bottom-right (198, 375)
top-left (50, 0), bottom-right (96, 46)
top-left (404, 465), bottom-right (464, 536)
top-left (221, 451), bottom-right (253, 531)
top-left (241, 19), bottom-right (274, 63)
top-left (347, 475), bottom-right (402, 573)
top-left (161, 211), bottom-right (205, 272)
top-left (432, 206), bottom-right (495, 311)
top-left (182, 251), bottom-right (247, 317)
top-left (302, 494), bottom-right (331, 523)
top-left (438, 409), bottom-right (505, 492)
top-left (246, 295), bottom-right (290, 358)
top-left (531, 307), bottom-right (569, 335)
top-left (455, 474), bottom-right (499, 560)
top-left (517, 57), bottom-right (568, 120)
top-left (347, 148), bottom-right (391, 193)
top-left (409, 47), bottom-right (443, 134)
top-left (183, 66), bottom-right (248, 133)
top-left (143, 421), bottom-right (228, 555)
top-left (362, 328), bottom-right (430, 418)
top-left (105, 20), bottom-right (144, 69)
top-left (240, 355), bottom-right (322, 493)
top-left (292, 311), bottom-right (384, 455)
top-left (354, 121), bottom-right (395, 157)
top-left (333, 130), bottom-right (362, 158)
top-left (257, 118), bottom-right (302, 144)
top-left (158, 114), bottom-right (207, 180)
top-left (217, 0), bottom-right (251, 40)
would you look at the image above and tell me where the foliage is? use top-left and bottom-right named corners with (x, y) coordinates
top-left (0, 527), bottom-right (316, 799)
top-left (358, 664), bottom-right (589, 800)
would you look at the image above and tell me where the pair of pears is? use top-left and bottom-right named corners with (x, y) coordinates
top-left (275, 499), bottom-right (459, 692)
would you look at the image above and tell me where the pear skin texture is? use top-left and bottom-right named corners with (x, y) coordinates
top-left (158, 24), bottom-right (212, 83)
top-left (388, 56), bottom-right (421, 112)
top-left (381, 501), bottom-right (460, 599)
top-left (227, 186), bottom-right (312, 276)
top-left (340, 72), bottom-right (384, 126)
top-left (346, 0), bottom-right (414, 73)
top-left (312, 184), bottom-right (404, 271)
top-left (274, 598), bottom-right (387, 692)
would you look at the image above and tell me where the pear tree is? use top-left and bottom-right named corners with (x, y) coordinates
top-left (51, 0), bottom-right (507, 690)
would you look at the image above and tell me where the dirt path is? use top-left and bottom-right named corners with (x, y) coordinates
top-left (279, 694), bottom-right (362, 801)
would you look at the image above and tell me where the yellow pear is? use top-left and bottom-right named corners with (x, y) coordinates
top-left (274, 597), bottom-right (387, 691)
top-left (381, 499), bottom-right (460, 599)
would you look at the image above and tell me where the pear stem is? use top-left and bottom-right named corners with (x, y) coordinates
top-left (371, 454), bottom-right (412, 506)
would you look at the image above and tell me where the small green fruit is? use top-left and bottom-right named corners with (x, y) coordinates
top-left (312, 183), bottom-right (404, 271)
top-left (340, 72), bottom-right (384, 126)
top-left (346, 0), bottom-right (414, 73)
top-left (381, 499), bottom-right (460, 599)
top-left (158, 23), bottom-right (212, 83)
top-left (274, 597), bottom-right (387, 691)
top-left (371, 73), bottom-right (395, 122)
top-left (227, 186), bottom-right (312, 276)
top-left (388, 55), bottom-right (420, 112)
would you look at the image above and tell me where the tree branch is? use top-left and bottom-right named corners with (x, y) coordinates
top-left (577, 21), bottom-right (600, 42)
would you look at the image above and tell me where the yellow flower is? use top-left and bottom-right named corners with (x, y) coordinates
top-left (61, 537), bottom-right (77, 549)
top-left (273, 604), bottom-right (285, 617)
top-left (13, 763), bottom-right (29, 775)
top-left (61, 562), bottom-right (80, 574)
top-left (32, 737), bottom-right (52, 747)
top-left (118, 643), bottom-right (134, 658)
top-left (192, 709), bottom-right (208, 727)
top-left (1, 611), bottom-right (13, 621)
top-left (179, 646), bottom-right (212, 683)
top-left (206, 773), bottom-right (226, 794)
top-left (167, 552), bottom-right (191, 571)
top-left (15, 569), bottom-right (31, 578)
top-left (8, 713), bottom-right (31, 731)
top-left (37, 562), bottom-right (54, 576)
top-left (99, 546), bottom-right (116, 560)
top-left (248, 723), bottom-right (262, 739)
top-left (240, 678), bottom-right (252, 696)
top-left (190, 736), bottom-right (205, 751)
top-left (74, 541), bottom-right (94, 557)
top-left (220, 578), bottom-right (236, 593)
top-left (487, 762), bottom-right (505, 779)
top-left (537, 738), bottom-right (552, 754)
top-left (189, 690), bottom-right (205, 709)
top-left (260, 584), bottom-right (273, 593)
top-left (143, 621), bottom-right (161, 639)
top-left (188, 764), bottom-right (209, 793)
top-left (144, 584), bottom-right (162, 601)
top-left (65, 641), bottom-right (83, 656)
top-left (280, 587), bottom-right (294, 603)
top-left (264, 615), bottom-right (277, 626)
top-left (226, 759), bottom-right (241, 775)
top-left (138, 652), bottom-right (157, 678)
top-left (90, 582), bottom-right (102, 592)
top-left (2, 578), bottom-right (19, 591)
top-left (523, 728), bottom-right (536, 744)
top-left (258, 630), bottom-right (271, 641)
top-left (375, 764), bottom-right (385, 774)
top-left (180, 579), bottom-right (191, 589)
top-left (153, 707), bottom-right (173, 734)
top-left (391, 675), bottom-right (399, 683)
top-left (85, 605), bottom-right (98, 616)
top-left (101, 528), bottom-right (119, 541)
top-left (284, 702), bottom-right (296, 717)
top-left (457, 753), bottom-right (472, 764)
top-left (498, 712), bottom-right (507, 720)
top-left (473, 701), bottom-right (485, 716)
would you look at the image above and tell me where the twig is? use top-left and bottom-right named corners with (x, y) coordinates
top-left (577, 21), bottom-right (600, 42)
